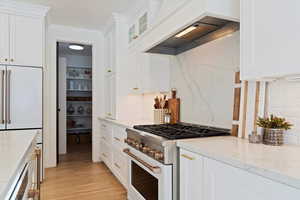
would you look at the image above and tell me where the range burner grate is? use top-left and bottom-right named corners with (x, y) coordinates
top-left (133, 124), bottom-right (230, 140)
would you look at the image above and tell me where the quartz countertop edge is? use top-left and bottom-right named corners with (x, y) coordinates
top-left (0, 131), bottom-right (37, 199)
top-left (97, 117), bottom-right (154, 129)
top-left (177, 136), bottom-right (300, 190)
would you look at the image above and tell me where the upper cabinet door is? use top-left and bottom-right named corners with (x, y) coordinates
top-left (241, 0), bottom-right (300, 80)
top-left (0, 13), bottom-right (9, 65)
top-left (6, 66), bottom-right (42, 129)
top-left (9, 15), bottom-right (43, 67)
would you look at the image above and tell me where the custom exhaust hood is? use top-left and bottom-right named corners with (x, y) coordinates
top-left (146, 16), bottom-right (239, 55)
top-left (141, 0), bottom-right (240, 56)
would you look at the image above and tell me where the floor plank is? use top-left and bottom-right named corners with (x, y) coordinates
top-left (41, 143), bottom-right (127, 200)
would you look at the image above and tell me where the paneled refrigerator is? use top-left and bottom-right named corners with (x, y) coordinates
top-left (0, 65), bottom-right (43, 179)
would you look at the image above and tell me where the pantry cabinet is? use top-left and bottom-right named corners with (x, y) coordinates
top-left (98, 120), bottom-right (128, 188)
top-left (104, 74), bottom-right (116, 119)
top-left (240, 0), bottom-right (300, 80)
top-left (0, 13), bottom-right (43, 67)
top-left (180, 148), bottom-right (300, 200)
top-left (104, 27), bottom-right (116, 75)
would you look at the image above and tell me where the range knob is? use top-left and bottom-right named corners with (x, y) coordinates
top-left (149, 149), bottom-right (156, 157)
top-left (154, 151), bottom-right (164, 160)
top-left (134, 142), bottom-right (140, 149)
top-left (142, 146), bottom-right (151, 153)
top-left (138, 143), bottom-right (144, 150)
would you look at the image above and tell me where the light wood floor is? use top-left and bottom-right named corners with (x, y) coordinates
top-left (41, 143), bottom-right (127, 200)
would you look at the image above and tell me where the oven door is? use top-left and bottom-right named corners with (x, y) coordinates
top-left (124, 147), bottom-right (172, 200)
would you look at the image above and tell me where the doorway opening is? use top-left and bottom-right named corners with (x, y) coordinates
top-left (57, 42), bottom-right (93, 164)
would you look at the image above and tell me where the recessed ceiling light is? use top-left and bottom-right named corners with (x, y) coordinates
top-left (69, 44), bottom-right (84, 51)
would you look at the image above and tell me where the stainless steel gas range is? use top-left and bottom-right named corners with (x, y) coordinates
top-left (124, 123), bottom-right (230, 200)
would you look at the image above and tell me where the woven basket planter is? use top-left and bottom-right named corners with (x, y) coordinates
top-left (263, 128), bottom-right (284, 146)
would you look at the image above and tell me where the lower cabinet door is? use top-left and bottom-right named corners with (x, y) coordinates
top-left (112, 148), bottom-right (128, 188)
top-left (180, 149), bottom-right (204, 200)
top-left (6, 66), bottom-right (42, 129)
top-left (100, 139), bottom-right (112, 169)
top-left (203, 157), bottom-right (300, 200)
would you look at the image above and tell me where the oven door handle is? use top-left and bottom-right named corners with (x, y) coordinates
top-left (123, 148), bottom-right (161, 174)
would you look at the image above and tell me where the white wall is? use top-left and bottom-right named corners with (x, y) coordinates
top-left (267, 80), bottom-right (300, 145)
top-left (44, 24), bottom-right (104, 168)
top-left (169, 32), bottom-right (240, 128)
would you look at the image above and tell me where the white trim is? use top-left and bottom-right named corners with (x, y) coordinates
top-left (0, 0), bottom-right (49, 18)
top-left (44, 24), bottom-right (104, 168)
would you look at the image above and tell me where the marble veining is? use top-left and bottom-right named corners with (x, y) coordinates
top-left (177, 136), bottom-right (300, 189)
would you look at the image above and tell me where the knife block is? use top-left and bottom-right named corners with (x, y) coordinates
top-left (168, 98), bottom-right (180, 124)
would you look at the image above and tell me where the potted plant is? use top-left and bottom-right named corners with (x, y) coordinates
top-left (257, 114), bottom-right (293, 146)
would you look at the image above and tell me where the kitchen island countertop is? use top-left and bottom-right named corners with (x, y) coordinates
top-left (0, 131), bottom-right (37, 199)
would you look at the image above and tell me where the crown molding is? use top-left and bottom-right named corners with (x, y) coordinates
top-left (0, 0), bottom-right (50, 18)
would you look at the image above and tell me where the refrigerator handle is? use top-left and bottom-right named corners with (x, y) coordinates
top-left (7, 70), bottom-right (11, 124)
top-left (1, 70), bottom-right (5, 124)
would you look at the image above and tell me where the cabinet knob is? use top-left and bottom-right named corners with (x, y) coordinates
top-left (10, 59), bottom-right (14, 62)
top-left (4, 58), bottom-right (8, 62)
top-left (107, 69), bottom-right (112, 73)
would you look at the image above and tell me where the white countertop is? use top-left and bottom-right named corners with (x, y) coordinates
top-left (0, 130), bottom-right (37, 199)
top-left (98, 117), bottom-right (154, 129)
top-left (177, 136), bottom-right (300, 189)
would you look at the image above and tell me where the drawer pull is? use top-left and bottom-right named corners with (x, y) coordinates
top-left (181, 154), bottom-right (195, 160)
top-left (102, 153), bottom-right (107, 158)
top-left (114, 137), bottom-right (121, 142)
top-left (114, 163), bottom-right (121, 169)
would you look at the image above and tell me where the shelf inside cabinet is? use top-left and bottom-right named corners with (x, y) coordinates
top-left (67, 115), bottom-right (92, 118)
top-left (67, 77), bottom-right (92, 81)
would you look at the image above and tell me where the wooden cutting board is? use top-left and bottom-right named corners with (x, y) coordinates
top-left (168, 98), bottom-right (180, 124)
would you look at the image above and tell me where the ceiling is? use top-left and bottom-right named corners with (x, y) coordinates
top-left (58, 42), bottom-right (92, 56)
top-left (16, 0), bottom-right (141, 30)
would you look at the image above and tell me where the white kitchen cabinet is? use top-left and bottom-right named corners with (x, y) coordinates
top-left (179, 149), bottom-right (204, 200)
top-left (7, 66), bottom-right (43, 129)
top-left (127, 49), bottom-right (171, 94)
top-left (98, 119), bottom-right (128, 189)
top-left (10, 15), bottom-right (43, 67)
top-left (204, 157), bottom-right (300, 200)
top-left (0, 13), bottom-right (9, 65)
top-left (0, 13), bottom-right (43, 67)
top-left (104, 74), bottom-right (116, 119)
top-left (240, 0), bottom-right (300, 80)
top-left (179, 148), bottom-right (300, 200)
top-left (104, 27), bottom-right (116, 75)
